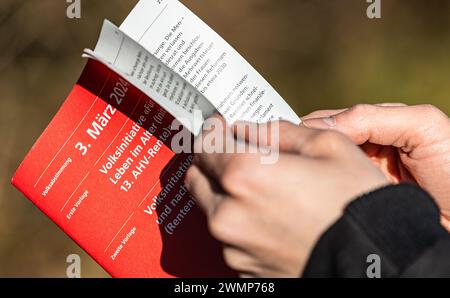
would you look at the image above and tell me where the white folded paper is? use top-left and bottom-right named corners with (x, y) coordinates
top-left (85, 0), bottom-right (300, 135)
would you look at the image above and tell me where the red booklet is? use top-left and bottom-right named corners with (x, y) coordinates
top-left (12, 60), bottom-right (234, 277)
top-left (12, 0), bottom-right (301, 277)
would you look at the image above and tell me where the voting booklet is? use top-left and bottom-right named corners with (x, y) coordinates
top-left (12, 0), bottom-right (300, 277)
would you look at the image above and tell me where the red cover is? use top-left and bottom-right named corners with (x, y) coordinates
top-left (12, 59), bottom-right (234, 277)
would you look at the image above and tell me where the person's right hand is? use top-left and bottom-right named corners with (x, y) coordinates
top-left (302, 104), bottom-right (450, 230)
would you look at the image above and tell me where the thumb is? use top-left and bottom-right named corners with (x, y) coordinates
top-left (232, 120), bottom-right (340, 157)
top-left (302, 104), bottom-right (447, 151)
top-left (233, 121), bottom-right (315, 153)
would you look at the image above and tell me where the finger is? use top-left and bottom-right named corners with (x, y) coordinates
top-left (302, 104), bottom-right (444, 150)
top-left (223, 246), bottom-right (258, 274)
top-left (232, 121), bottom-right (318, 154)
top-left (194, 114), bottom-right (236, 181)
top-left (185, 165), bottom-right (220, 215)
top-left (301, 104), bottom-right (407, 121)
top-left (301, 108), bottom-right (348, 120)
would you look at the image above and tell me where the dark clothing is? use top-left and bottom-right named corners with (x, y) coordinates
top-left (303, 184), bottom-right (450, 277)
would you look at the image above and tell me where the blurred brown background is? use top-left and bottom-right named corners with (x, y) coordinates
top-left (1, 0), bottom-right (450, 277)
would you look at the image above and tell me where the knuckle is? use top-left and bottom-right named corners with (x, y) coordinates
top-left (208, 202), bottom-right (239, 243)
top-left (419, 104), bottom-right (447, 120)
top-left (314, 129), bottom-right (345, 144)
top-left (208, 215), bottom-right (228, 242)
top-left (416, 105), bottom-right (449, 132)
top-left (184, 167), bottom-right (195, 187)
top-left (339, 104), bottom-right (378, 131)
top-left (350, 103), bottom-right (375, 115)
top-left (223, 249), bottom-right (240, 270)
top-left (223, 248), bottom-right (252, 272)
top-left (309, 130), bottom-right (348, 152)
top-left (220, 155), bottom-right (254, 192)
top-left (419, 104), bottom-right (438, 112)
top-left (346, 104), bottom-right (377, 125)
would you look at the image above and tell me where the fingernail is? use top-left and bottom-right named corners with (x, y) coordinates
top-left (303, 116), bottom-right (336, 129)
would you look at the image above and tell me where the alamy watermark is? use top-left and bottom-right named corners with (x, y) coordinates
top-left (66, 254), bottom-right (81, 278)
top-left (66, 0), bottom-right (81, 19)
top-left (171, 112), bottom-right (282, 165)
top-left (65, 0), bottom-right (381, 20)
top-left (366, 254), bottom-right (381, 278)
top-left (366, 0), bottom-right (382, 19)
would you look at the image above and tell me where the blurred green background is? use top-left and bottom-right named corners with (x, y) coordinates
top-left (1, 0), bottom-right (450, 277)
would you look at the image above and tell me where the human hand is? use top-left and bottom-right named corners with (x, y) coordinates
top-left (185, 116), bottom-right (388, 277)
top-left (302, 104), bottom-right (450, 229)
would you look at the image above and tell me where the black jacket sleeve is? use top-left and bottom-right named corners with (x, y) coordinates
top-left (302, 184), bottom-right (450, 278)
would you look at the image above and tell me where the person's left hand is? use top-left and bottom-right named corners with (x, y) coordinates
top-left (185, 116), bottom-right (389, 277)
